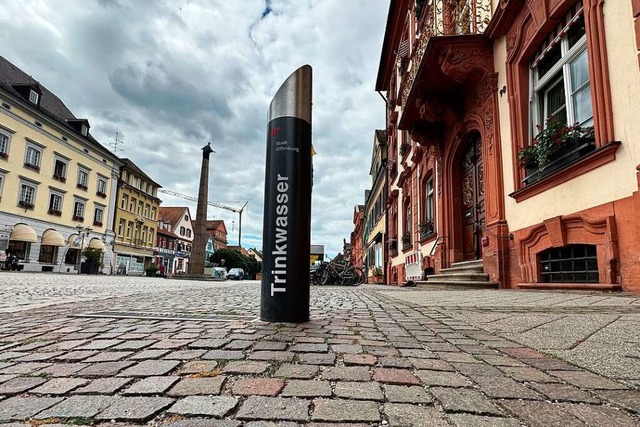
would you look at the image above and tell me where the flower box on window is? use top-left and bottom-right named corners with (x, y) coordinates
top-left (518, 120), bottom-right (595, 185)
top-left (418, 220), bottom-right (435, 240)
top-left (18, 200), bottom-right (34, 210)
top-left (93, 221), bottom-right (103, 227)
top-left (53, 174), bottom-right (66, 183)
top-left (0, 152), bottom-right (8, 160)
top-left (76, 184), bottom-right (88, 191)
top-left (96, 191), bottom-right (107, 198)
top-left (48, 209), bottom-right (62, 216)
top-left (72, 215), bottom-right (84, 222)
top-left (24, 162), bottom-right (40, 171)
top-left (401, 233), bottom-right (412, 250)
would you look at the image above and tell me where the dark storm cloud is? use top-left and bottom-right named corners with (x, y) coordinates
top-left (0, 0), bottom-right (389, 256)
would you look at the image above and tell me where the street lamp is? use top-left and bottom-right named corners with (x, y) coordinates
top-left (75, 226), bottom-right (92, 274)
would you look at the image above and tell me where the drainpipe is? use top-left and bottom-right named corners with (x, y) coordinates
top-left (377, 90), bottom-right (389, 286)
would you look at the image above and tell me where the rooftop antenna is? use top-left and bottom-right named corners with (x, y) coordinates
top-left (110, 132), bottom-right (125, 156)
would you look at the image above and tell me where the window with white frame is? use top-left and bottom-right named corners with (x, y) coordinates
top-left (121, 194), bottom-right (128, 209)
top-left (48, 192), bottom-right (63, 213)
top-left (530, 7), bottom-right (592, 134)
top-left (424, 177), bottom-right (434, 224)
top-left (150, 207), bottom-right (156, 220)
top-left (149, 228), bottom-right (154, 245)
top-left (19, 182), bottom-right (36, 207)
top-left (53, 158), bottom-right (67, 180)
top-left (144, 204), bottom-right (149, 218)
top-left (94, 207), bottom-right (104, 225)
top-left (0, 131), bottom-right (10, 157)
top-left (77, 168), bottom-right (89, 189)
top-left (24, 145), bottom-right (41, 169)
top-left (118, 219), bottom-right (125, 236)
top-left (80, 124), bottom-right (88, 136)
top-left (97, 178), bottom-right (107, 195)
top-left (0, 172), bottom-right (5, 200)
top-left (29, 90), bottom-right (39, 104)
top-left (73, 200), bottom-right (85, 220)
top-left (126, 221), bottom-right (132, 238)
top-left (129, 197), bottom-right (135, 212)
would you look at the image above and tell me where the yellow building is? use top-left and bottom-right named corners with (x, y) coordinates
top-left (363, 130), bottom-right (387, 283)
top-left (112, 158), bottom-right (162, 275)
top-left (0, 55), bottom-right (121, 273)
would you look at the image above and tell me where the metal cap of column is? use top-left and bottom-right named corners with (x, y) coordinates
top-left (268, 65), bottom-right (312, 125)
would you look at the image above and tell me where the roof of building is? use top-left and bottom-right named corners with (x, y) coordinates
top-left (121, 158), bottom-right (162, 188)
top-left (157, 226), bottom-right (179, 239)
top-left (0, 55), bottom-right (116, 160)
top-left (206, 220), bottom-right (228, 234)
top-left (375, 129), bottom-right (388, 145)
top-left (158, 206), bottom-right (189, 228)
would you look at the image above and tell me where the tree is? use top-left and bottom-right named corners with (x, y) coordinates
top-left (209, 249), bottom-right (262, 278)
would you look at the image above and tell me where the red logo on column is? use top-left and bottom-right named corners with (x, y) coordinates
top-left (271, 127), bottom-right (281, 138)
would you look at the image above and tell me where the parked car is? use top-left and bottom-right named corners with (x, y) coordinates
top-left (227, 268), bottom-right (244, 280)
top-left (213, 267), bottom-right (227, 280)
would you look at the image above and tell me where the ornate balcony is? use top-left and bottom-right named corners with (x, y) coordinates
top-left (398, 0), bottom-right (493, 130)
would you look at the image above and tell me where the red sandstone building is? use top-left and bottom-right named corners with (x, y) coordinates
top-left (377, 0), bottom-right (640, 292)
top-left (351, 205), bottom-right (365, 269)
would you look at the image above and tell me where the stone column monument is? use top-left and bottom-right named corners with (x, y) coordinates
top-left (188, 142), bottom-right (214, 276)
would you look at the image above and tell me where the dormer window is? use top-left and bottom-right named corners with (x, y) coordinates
top-left (29, 90), bottom-right (39, 105)
top-left (81, 124), bottom-right (88, 136)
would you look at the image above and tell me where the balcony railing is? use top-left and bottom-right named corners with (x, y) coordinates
top-left (400, 0), bottom-right (493, 108)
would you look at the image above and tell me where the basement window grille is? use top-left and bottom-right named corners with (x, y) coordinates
top-left (539, 244), bottom-right (598, 283)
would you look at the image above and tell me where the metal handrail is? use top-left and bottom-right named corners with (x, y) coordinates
top-left (471, 219), bottom-right (513, 240)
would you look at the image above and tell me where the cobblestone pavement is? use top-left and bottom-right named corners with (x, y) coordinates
top-left (0, 273), bottom-right (638, 426)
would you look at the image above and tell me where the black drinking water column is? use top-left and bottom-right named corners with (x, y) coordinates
top-left (260, 65), bottom-right (313, 322)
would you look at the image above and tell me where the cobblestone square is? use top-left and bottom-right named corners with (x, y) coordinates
top-left (0, 273), bottom-right (638, 426)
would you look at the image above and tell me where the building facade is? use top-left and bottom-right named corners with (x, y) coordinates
top-left (112, 159), bottom-right (162, 275)
top-left (377, 0), bottom-right (640, 292)
top-left (0, 55), bottom-right (121, 273)
top-left (350, 205), bottom-right (365, 268)
top-left (363, 130), bottom-right (387, 283)
top-left (205, 220), bottom-right (228, 251)
top-left (158, 206), bottom-right (193, 274)
top-left (155, 224), bottom-right (180, 275)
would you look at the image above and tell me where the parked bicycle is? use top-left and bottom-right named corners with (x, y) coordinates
top-left (311, 256), bottom-right (364, 286)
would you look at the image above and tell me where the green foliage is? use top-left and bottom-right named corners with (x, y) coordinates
top-left (82, 247), bottom-right (103, 264)
top-left (145, 263), bottom-right (158, 277)
top-left (209, 249), bottom-right (263, 275)
top-left (518, 119), bottom-right (594, 170)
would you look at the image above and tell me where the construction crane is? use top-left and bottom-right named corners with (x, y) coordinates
top-left (158, 189), bottom-right (249, 247)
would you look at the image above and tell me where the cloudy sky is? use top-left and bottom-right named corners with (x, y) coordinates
top-left (0, 0), bottom-right (389, 257)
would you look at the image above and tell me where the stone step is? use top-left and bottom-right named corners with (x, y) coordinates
top-left (516, 282), bottom-right (622, 292)
top-left (450, 260), bottom-right (484, 269)
top-left (439, 265), bottom-right (485, 275)
top-left (427, 273), bottom-right (489, 282)
top-left (416, 280), bottom-right (499, 289)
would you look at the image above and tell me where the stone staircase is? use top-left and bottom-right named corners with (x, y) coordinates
top-left (416, 260), bottom-right (499, 289)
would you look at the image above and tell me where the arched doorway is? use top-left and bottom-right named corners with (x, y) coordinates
top-left (460, 134), bottom-right (484, 260)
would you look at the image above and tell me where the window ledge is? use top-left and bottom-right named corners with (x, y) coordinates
top-left (510, 141), bottom-right (621, 203)
top-left (419, 231), bottom-right (437, 243)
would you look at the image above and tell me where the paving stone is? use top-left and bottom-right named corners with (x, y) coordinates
top-left (499, 366), bottom-right (561, 383)
top-left (168, 395), bottom-right (238, 417)
top-left (0, 377), bottom-right (46, 395)
top-left (151, 339), bottom-right (193, 349)
top-left (118, 360), bottom-right (180, 377)
top-left (32, 363), bottom-right (86, 377)
top-left (363, 346), bottom-right (399, 357)
top-left (430, 387), bottom-right (503, 416)
top-left (521, 358), bottom-right (581, 371)
top-left (477, 355), bottom-right (526, 367)
top-left (236, 396), bottom-right (310, 421)
top-left (549, 370), bottom-right (628, 390)
top-left (501, 347), bottom-right (548, 359)
top-left (281, 380), bottom-right (332, 397)
top-left (31, 378), bottom-right (89, 395)
top-left (122, 376), bottom-right (179, 395)
top-left (415, 370), bottom-right (471, 387)
top-left (436, 352), bottom-right (481, 364)
top-left (452, 362), bottom-right (503, 378)
top-left (472, 374), bottom-right (542, 400)
top-left (274, 364), bottom-right (319, 379)
top-left (163, 419), bottom-right (241, 427)
top-left (113, 340), bottom-right (155, 350)
top-left (331, 344), bottom-right (362, 354)
top-left (597, 390), bottom-right (640, 413)
top-left (529, 382), bottom-right (600, 403)
top-left (342, 354), bottom-right (376, 366)
top-left (410, 358), bottom-right (455, 371)
top-left (131, 349), bottom-right (171, 360)
top-left (167, 377), bottom-right (226, 396)
top-left (0, 362), bottom-right (52, 374)
top-left (298, 353), bottom-right (336, 365)
top-left (79, 340), bottom-right (123, 350)
top-left (76, 361), bottom-right (135, 377)
top-left (248, 351), bottom-right (295, 362)
top-left (36, 395), bottom-right (116, 418)
top-left (225, 340), bottom-right (254, 350)
top-left (498, 400), bottom-right (585, 427)
top-left (177, 360), bottom-right (219, 374)
top-left (384, 403), bottom-right (450, 427)
top-left (254, 341), bottom-right (288, 351)
top-left (232, 378), bottom-right (284, 396)
top-left (311, 399), bottom-right (380, 422)
top-left (223, 361), bottom-right (269, 374)
top-left (188, 339), bottom-right (229, 349)
top-left (561, 402), bottom-right (639, 427)
top-left (74, 377), bottom-right (133, 394)
top-left (447, 414), bottom-right (523, 427)
top-left (202, 350), bottom-right (245, 360)
top-left (384, 385), bottom-right (433, 403)
top-left (372, 368), bottom-right (421, 385)
top-left (56, 350), bottom-right (98, 361)
top-left (322, 367), bottom-right (371, 382)
top-left (0, 374), bottom-right (16, 384)
top-left (14, 351), bottom-right (66, 362)
top-left (85, 351), bottom-right (133, 362)
top-left (96, 396), bottom-right (174, 421)
top-left (164, 350), bottom-right (207, 360)
top-left (398, 349), bottom-right (436, 359)
top-left (334, 381), bottom-right (383, 401)
top-left (0, 396), bottom-right (63, 421)
top-left (244, 422), bottom-right (299, 427)
top-left (379, 357), bottom-right (411, 368)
